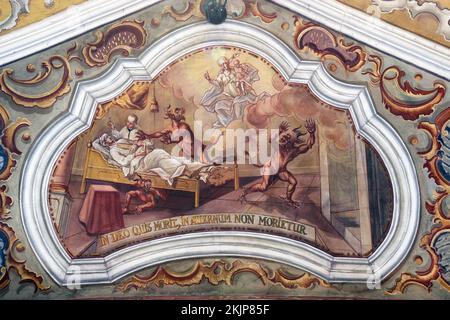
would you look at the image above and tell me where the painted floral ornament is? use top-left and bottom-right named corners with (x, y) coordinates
top-left (203, 0), bottom-right (228, 25)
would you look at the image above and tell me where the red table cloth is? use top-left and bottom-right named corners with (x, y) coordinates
top-left (79, 185), bottom-right (124, 235)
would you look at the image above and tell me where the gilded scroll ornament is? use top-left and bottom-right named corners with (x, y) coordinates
top-left (163, 0), bottom-right (204, 21)
top-left (117, 260), bottom-right (331, 291)
top-left (0, 55), bottom-right (72, 108)
top-left (0, 106), bottom-right (14, 221)
top-left (362, 55), bottom-right (446, 120)
top-left (163, 0), bottom-right (277, 24)
top-left (82, 20), bottom-right (147, 67)
top-left (0, 104), bottom-right (44, 292)
top-left (0, 105), bottom-right (30, 182)
top-left (387, 109), bottom-right (450, 294)
top-left (0, 222), bottom-right (49, 292)
top-left (387, 191), bottom-right (450, 294)
top-left (0, 103), bottom-right (43, 291)
top-left (293, 17), bottom-right (367, 72)
top-left (2, 117), bottom-right (31, 155)
top-left (232, 0), bottom-right (277, 23)
top-left (0, 19), bottom-right (146, 109)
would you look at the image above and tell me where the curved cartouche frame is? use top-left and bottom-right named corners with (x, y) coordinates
top-left (20, 20), bottom-right (419, 286)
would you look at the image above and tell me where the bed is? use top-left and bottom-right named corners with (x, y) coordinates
top-left (80, 143), bottom-right (240, 208)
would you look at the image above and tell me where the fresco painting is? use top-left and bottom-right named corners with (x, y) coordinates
top-left (48, 48), bottom-right (393, 258)
top-left (1, 0), bottom-right (449, 301)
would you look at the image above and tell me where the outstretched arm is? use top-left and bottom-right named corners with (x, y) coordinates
top-left (137, 128), bottom-right (171, 140)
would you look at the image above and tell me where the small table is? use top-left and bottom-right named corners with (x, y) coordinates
top-left (79, 185), bottom-right (124, 235)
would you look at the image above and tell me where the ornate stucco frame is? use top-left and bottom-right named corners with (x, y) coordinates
top-left (20, 20), bottom-right (420, 286)
top-left (1, 0), bottom-right (449, 82)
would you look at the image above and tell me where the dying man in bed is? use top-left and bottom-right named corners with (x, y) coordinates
top-left (92, 121), bottom-right (215, 186)
top-left (93, 114), bottom-right (153, 169)
top-left (93, 133), bottom-right (153, 166)
top-left (92, 113), bottom-right (152, 168)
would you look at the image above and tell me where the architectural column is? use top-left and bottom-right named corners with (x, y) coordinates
top-left (49, 141), bottom-right (76, 236)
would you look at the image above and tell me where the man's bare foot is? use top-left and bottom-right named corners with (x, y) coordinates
top-left (279, 195), bottom-right (302, 208)
top-left (287, 200), bottom-right (302, 208)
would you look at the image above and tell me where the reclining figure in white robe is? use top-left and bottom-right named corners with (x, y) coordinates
top-left (93, 133), bottom-right (210, 185)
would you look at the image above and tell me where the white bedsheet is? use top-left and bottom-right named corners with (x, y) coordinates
top-left (92, 137), bottom-right (211, 185)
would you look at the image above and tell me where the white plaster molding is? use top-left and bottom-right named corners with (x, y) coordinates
top-left (0, 0), bottom-right (449, 82)
top-left (20, 20), bottom-right (420, 286)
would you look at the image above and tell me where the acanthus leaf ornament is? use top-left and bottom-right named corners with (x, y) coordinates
top-left (362, 55), bottom-right (446, 120)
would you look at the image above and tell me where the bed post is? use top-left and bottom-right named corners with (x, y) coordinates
top-left (80, 142), bottom-right (92, 194)
top-left (194, 180), bottom-right (200, 208)
top-left (234, 163), bottom-right (239, 191)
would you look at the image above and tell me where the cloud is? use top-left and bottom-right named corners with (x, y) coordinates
top-left (245, 86), bottom-right (353, 150)
top-left (157, 50), bottom-right (353, 151)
